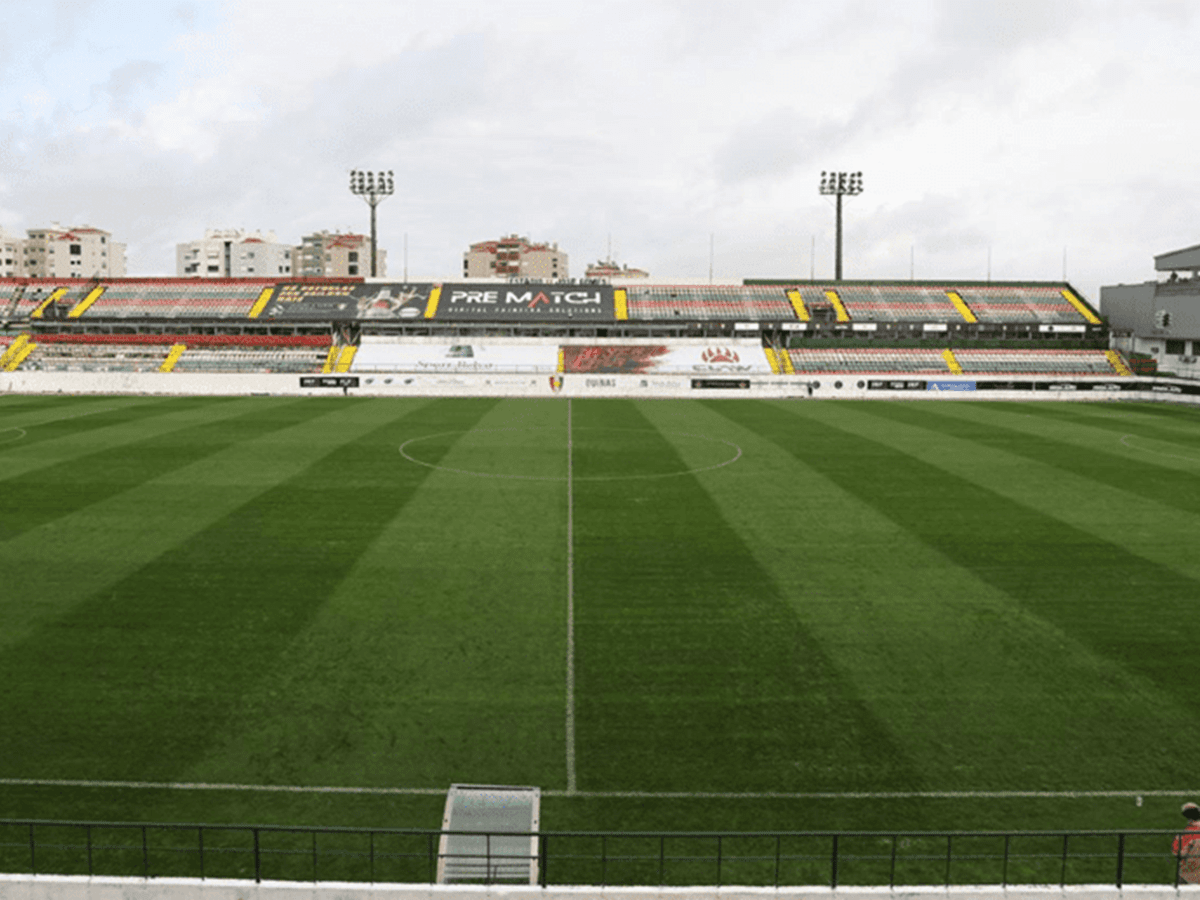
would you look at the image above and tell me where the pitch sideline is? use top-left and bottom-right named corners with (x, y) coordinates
top-left (0, 778), bottom-right (1194, 801)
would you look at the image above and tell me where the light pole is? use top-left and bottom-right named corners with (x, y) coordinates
top-left (349, 169), bottom-right (394, 277)
top-left (819, 170), bottom-right (863, 280)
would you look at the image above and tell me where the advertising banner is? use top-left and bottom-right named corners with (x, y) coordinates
top-left (976, 381), bottom-right (1035, 391)
top-left (353, 341), bottom-right (560, 373)
top-left (927, 381), bottom-right (977, 391)
top-left (262, 283), bottom-right (434, 320)
top-left (436, 284), bottom-right (614, 321)
top-left (867, 379), bottom-right (926, 391)
top-left (561, 342), bottom-right (771, 375)
top-left (300, 375), bottom-right (359, 388)
top-left (1148, 382), bottom-right (1200, 395)
top-left (691, 378), bottom-right (751, 389)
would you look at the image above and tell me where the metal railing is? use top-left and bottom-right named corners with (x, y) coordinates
top-left (1, 820), bottom-right (1195, 888)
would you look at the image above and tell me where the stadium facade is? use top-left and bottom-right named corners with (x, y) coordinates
top-left (1101, 242), bottom-right (1200, 380)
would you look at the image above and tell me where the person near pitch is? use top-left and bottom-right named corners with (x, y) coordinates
top-left (1173, 802), bottom-right (1200, 883)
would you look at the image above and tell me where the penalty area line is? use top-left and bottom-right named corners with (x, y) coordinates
top-left (2, 778), bottom-right (1197, 800)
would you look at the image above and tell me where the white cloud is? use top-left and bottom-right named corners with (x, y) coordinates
top-left (0, 0), bottom-right (1197, 300)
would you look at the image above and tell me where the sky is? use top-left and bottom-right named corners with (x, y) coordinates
top-left (1, 0), bottom-right (1198, 306)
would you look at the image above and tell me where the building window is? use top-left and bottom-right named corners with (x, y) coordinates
top-left (348, 265), bottom-right (358, 275)
top-left (1166, 339), bottom-right (1186, 355)
top-left (349, 251), bottom-right (358, 262)
top-left (70, 244), bottom-right (82, 255)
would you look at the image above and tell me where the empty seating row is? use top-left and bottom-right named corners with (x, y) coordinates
top-left (80, 282), bottom-right (270, 319)
top-left (786, 348), bottom-right (951, 374)
top-left (955, 287), bottom-right (1089, 324)
top-left (18, 341), bottom-right (173, 372)
top-left (784, 347), bottom-right (1124, 376)
top-left (624, 286), bottom-right (793, 320)
top-left (954, 349), bottom-right (1120, 375)
top-left (832, 286), bottom-right (963, 322)
top-left (9, 333), bottom-right (332, 374)
top-left (172, 347), bottom-right (328, 373)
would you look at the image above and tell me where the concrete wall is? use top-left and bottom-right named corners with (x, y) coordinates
top-left (3, 875), bottom-right (1198, 900)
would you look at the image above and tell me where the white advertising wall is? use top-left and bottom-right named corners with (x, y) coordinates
top-left (354, 339), bottom-right (560, 374)
top-left (3, 368), bottom-right (1200, 405)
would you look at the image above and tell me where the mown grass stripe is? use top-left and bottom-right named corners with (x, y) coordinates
top-left (0, 400), bottom-right (429, 654)
top-left (181, 399), bottom-right (568, 793)
top-left (675, 400), bottom-right (1197, 795)
top-left (0, 399), bottom-right (499, 784)
top-left (857, 401), bottom-right (1200, 517)
top-left (0, 399), bottom-right (320, 541)
top-left (720, 401), bottom-right (1200, 715)
top-left (0, 397), bottom-right (232, 469)
top-left (571, 399), bottom-right (921, 794)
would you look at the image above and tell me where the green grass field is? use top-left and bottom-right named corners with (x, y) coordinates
top-left (2, 394), bottom-right (1199, 848)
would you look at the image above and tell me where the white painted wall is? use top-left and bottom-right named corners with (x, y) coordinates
top-left (3, 875), bottom-right (1198, 900)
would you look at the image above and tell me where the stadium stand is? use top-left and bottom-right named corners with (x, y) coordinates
top-left (788, 287), bottom-right (846, 322)
top-left (73, 279), bottom-right (273, 319)
top-left (953, 348), bottom-right (1125, 376)
top-left (830, 285), bottom-right (966, 322)
top-left (785, 348), bottom-right (954, 374)
top-left (953, 286), bottom-right (1096, 325)
top-left (0, 277), bottom-right (1123, 380)
top-left (623, 285), bottom-right (794, 320)
top-left (19, 333), bottom-right (332, 374)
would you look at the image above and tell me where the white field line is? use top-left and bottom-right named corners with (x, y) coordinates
top-left (0, 406), bottom-right (119, 445)
top-left (565, 398), bottom-right (577, 795)
top-left (1119, 433), bottom-right (1200, 464)
top-left (1, 778), bottom-right (1196, 801)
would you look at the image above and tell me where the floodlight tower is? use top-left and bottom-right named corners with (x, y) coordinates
top-left (819, 170), bottom-right (863, 280)
top-left (349, 169), bottom-right (394, 277)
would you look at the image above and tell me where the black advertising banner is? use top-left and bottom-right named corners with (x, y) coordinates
top-left (691, 378), bottom-right (751, 389)
top-left (1032, 381), bottom-right (1143, 393)
top-left (436, 284), bottom-right (614, 321)
top-left (867, 379), bottom-right (926, 391)
top-left (300, 376), bottom-right (359, 388)
top-left (975, 381), bottom-right (1036, 391)
top-left (263, 284), bottom-right (434, 321)
top-left (1147, 381), bottom-right (1200, 396)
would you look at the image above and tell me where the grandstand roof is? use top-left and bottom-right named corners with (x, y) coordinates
top-left (1155, 243), bottom-right (1200, 272)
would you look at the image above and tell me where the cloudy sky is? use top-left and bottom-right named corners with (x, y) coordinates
top-left (1, 0), bottom-right (1197, 305)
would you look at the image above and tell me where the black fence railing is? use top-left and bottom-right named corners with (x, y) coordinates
top-left (1, 820), bottom-right (1196, 888)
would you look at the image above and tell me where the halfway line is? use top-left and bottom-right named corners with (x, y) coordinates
top-left (565, 398), bottom-right (577, 794)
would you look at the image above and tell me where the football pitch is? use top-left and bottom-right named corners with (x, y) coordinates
top-left (1, 394), bottom-right (1199, 839)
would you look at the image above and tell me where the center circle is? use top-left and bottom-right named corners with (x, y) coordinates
top-left (398, 426), bottom-right (742, 481)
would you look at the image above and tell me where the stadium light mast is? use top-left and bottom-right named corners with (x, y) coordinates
top-left (349, 170), bottom-right (394, 277)
top-left (819, 171), bottom-right (863, 280)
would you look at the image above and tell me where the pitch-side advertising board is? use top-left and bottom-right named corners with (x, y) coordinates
top-left (560, 343), bottom-right (771, 375)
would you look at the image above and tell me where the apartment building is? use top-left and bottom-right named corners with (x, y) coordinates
top-left (463, 234), bottom-right (568, 279)
top-left (176, 229), bottom-right (293, 277)
top-left (0, 227), bottom-right (21, 277)
top-left (294, 231), bottom-right (385, 278)
top-left (21, 223), bottom-right (127, 278)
